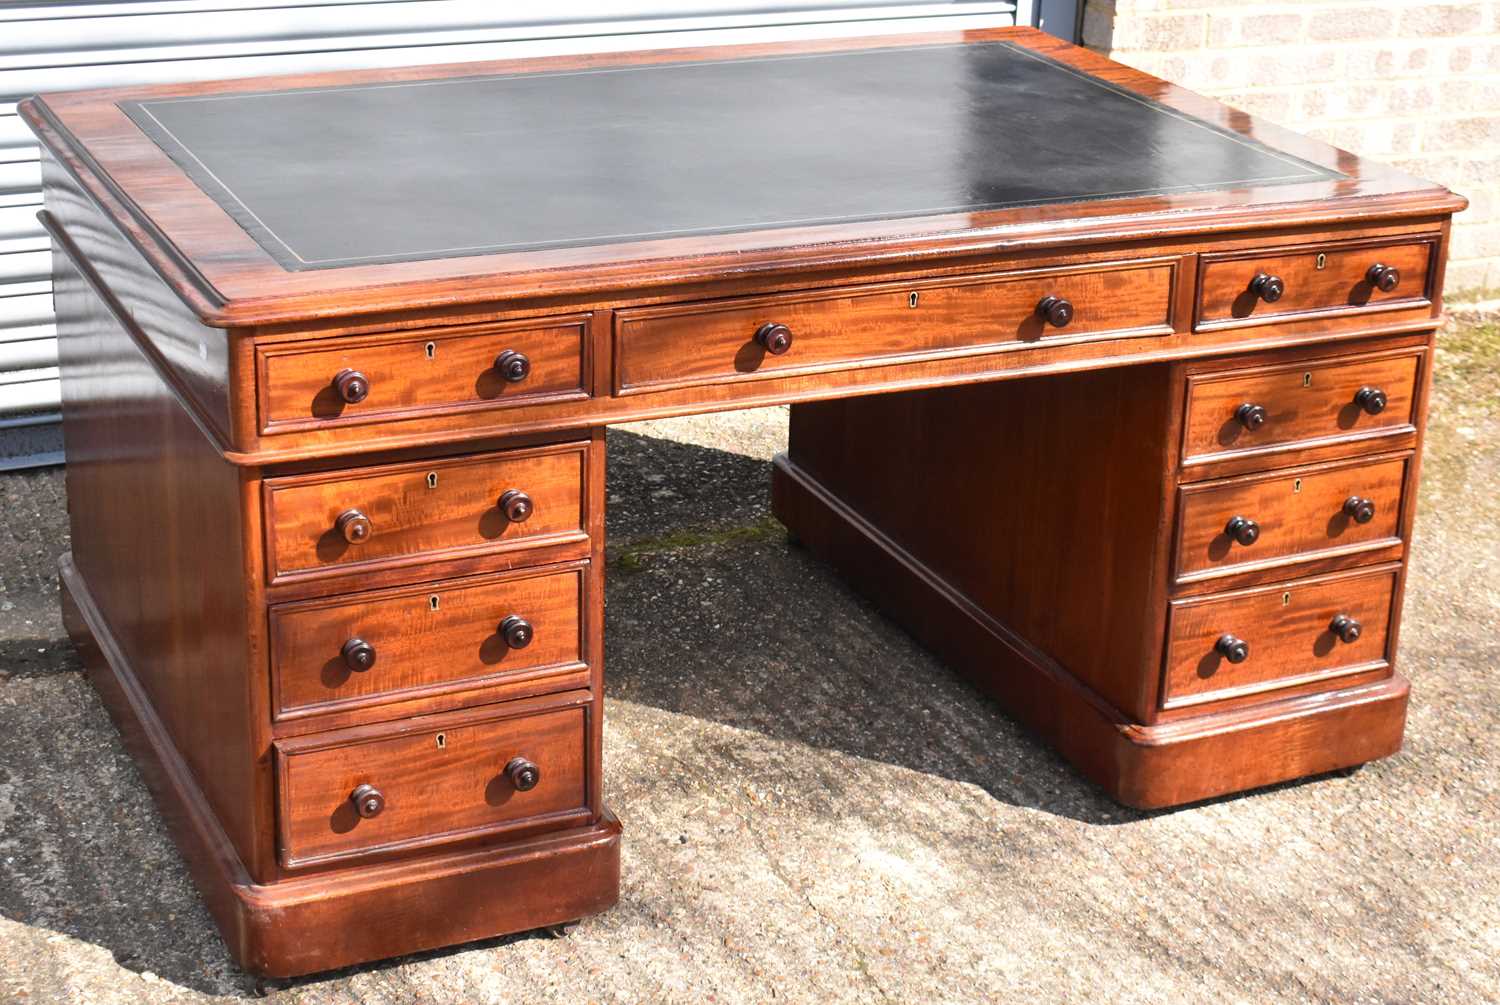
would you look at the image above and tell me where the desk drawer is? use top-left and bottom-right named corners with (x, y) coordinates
top-left (264, 442), bottom-right (588, 584)
top-left (1196, 238), bottom-right (1433, 330)
top-left (256, 317), bottom-right (588, 432)
top-left (1163, 566), bottom-right (1396, 710)
top-left (1182, 347), bottom-right (1422, 465)
top-left (269, 565), bottom-right (586, 721)
top-left (614, 260), bottom-right (1175, 395)
top-left (275, 700), bottom-right (589, 868)
top-left (1175, 453), bottom-right (1408, 583)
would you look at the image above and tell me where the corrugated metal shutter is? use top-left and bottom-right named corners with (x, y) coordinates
top-left (0, 0), bottom-right (1027, 467)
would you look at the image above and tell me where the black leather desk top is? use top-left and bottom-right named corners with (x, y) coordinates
top-left (122, 42), bottom-right (1337, 273)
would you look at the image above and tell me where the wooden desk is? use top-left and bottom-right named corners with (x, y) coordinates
top-left (22, 28), bottom-right (1465, 977)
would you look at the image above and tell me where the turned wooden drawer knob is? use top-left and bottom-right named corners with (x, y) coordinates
top-left (1343, 495), bottom-right (1376, 524)
top-left (351, 783), bottom-right (385, 819)
top-left (494, 349), bottom-right (531, 383)
top-left (1036, 295), bottom-right (1074, 328)
top-left (1225, 515), bottom-right (1260, 546)
top-left (1366, 263), bottom-right (1401, 292)
top-left (335, 508), bottom-right (373, 543)
top-left (1330, 614), bottom-right (1363, 644)
top-left (499, 489), bottom-right (533, 523)
top-left (333, 368), bottom-right (370, 404)
top-left (499, 614), bottom-right (534, 649)
top-left (1236, 402), bottom-right (1268, 430)
top-left (1249, 272), bottom-right (1285, 303)
top-left (755, 322), bottom-right (793, 355)
top-left (341, 637), bottom-right (376, 672)
top-left (1215, 634), bottom-right (1250, 664)
top-left (506, 757), bottom-right (541, 792)
top-left (1354, 385), bottom-right (1388, 415)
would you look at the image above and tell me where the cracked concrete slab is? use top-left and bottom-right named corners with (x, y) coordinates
top-left (0, 322), bottom-right (1496, 1004)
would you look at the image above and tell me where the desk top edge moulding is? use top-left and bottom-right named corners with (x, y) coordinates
top-left (25, 26), bottom-right (1465, 977)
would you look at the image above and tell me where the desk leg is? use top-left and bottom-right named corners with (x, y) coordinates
top-left (772, 371), bottom-right (1409, 809)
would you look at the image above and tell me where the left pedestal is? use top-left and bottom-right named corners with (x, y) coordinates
top-left (47, 192), bottom-right (618, 975)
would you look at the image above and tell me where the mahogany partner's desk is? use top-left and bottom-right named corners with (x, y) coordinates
top-left (23, 28), bottom-right (1465, 976)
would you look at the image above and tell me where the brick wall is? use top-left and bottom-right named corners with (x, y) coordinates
top-left (1081, 1), bottom-right (1500, 303)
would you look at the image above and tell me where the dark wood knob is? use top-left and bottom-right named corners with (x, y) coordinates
top-left (499, 615), bottom-right (533, 649)
top-left (499, 489), bottom-right (533, 523)
top-left (1354, 386), bottom-right (1387, 415)
top-left (1249, 272), bottom-right (1285, 303)
top-left (1366, 263), bottom-right (1400, 293)
top-left (1225, 515), bottom-right (1260, 547)
top-left (333, 368), bottom-right (370, 404)
top-left (1330, 614), bottom-right (1362, 644)
top-left (506, 757), bottom-right (540, 792)
top-left (755, 322), bottom-right (793, 355)
top-left (335, 508), bottom-right (372, 544)
top-left (1036, 295), bottom-right (1074, 328)
top-left (1343, 496), bottom-right (1376, 524)
top-left (350, 783), bottom-right (384, 819)
top-left (1215, 634), bottom-right (1250, 664)
top-left (494, 349), bottom-right (531, 383)
top-left (1236, 402), bottom-right (1268, 431)
top-left (341, 637), bottom-right (376, 672)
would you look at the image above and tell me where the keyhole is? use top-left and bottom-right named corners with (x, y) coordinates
top-left (435, 733), bottom-right (447, 750)
top-left (425, 341), bottom-right (436, 359)
top-left (426, 471), bottom-right (438, 489)
top-left (1315, 253), bottom-right (1327, 270)
top-left (429, 595), bottom-right (440, 611)
top-left (1303, 372), bottom-right (1313, 387)
top-left (1293, 478), bottom-right (1303, 493)
top-left (1282, 592), bottom-right (1291, 607)
top-left (908, 292), bottom-right (920, 308)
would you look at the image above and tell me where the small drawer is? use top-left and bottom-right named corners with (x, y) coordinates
top-left (1196, 238), bottom-right (1434, 330)
top-left (1182, 347), bottom-right (1422, 465)
top-left (1163, 566), bottom-right (1396, 710)
top-left (256, 316), bottom-right (588, 433)
top-left (263, 442), bottom-right (588, 584)
top-left (614, 259), bottom-right (1176, 395)
top-left (1175, 453), bottom-right (1409, 584)
top-left (275, 698), bottom-right (590, 868)
top-left (269, 565), bottom-right (586, 721)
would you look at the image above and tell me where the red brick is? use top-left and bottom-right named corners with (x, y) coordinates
top-left (1307, 8), bottom-right (1395, 42)
top-left (1401, 4), bottom-right (1484, 37)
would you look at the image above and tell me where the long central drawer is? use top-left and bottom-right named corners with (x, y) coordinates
top-left (613, 258), bottom-right (1176, 395)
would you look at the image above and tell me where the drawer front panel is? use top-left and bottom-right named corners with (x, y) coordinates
top-left (276, 703), bottom-right (588, 868)
top-left (264, 443), bottom-right (587, 583)
top-left (1175, 454), bottom-right (1408, 582)
top-left (614, 260), bottom-right (1175, 395)
top-left (1196, 239), bottom-right (1433, 330)
top-left (1183, 349), bottom-right (1421, 464)
top-left (1164, 566), bottom-right (1396, 709)
top-left (258, 318), bottom-right (588, 431)
top-left (270, 566), bottom-right (585, 721)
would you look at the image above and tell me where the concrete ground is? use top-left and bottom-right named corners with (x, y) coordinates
top-left (1, 322), bottom-right (1496, 1004)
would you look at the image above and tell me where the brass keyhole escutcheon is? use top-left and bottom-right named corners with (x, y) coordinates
top-left (425, 341), bottom-right (437, 359)
top-left (1315, 253), bottom-right (1327, 270)
top-left (1282, 591), bottom-right (1292, 607)
top-left (909, 292), bottom-right (920, 308)
top-left (1303, 371), bottom-right (1313, 387)
top-left (1293, 478), bottom-right (1303, 493)
top-left (436, 733), bottom-right (446, 750)
top-left (427, 471), bottom-right (438, 489)
top-left (429, 595), bottom-right (440, 612)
